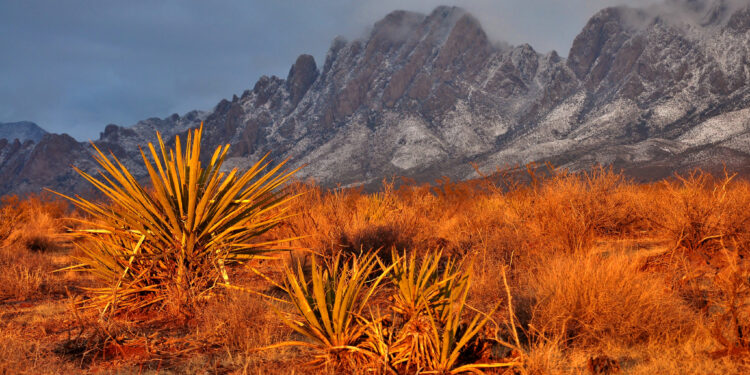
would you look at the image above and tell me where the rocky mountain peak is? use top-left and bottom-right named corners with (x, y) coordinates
top-left (2, 3), bottom-right (750, 196)
top-left (0, 121), bottom-right (48, 143)
top-left (644, 0), bottom-right (750, 31)
top-left (434, 12), bottom-right (491, 71)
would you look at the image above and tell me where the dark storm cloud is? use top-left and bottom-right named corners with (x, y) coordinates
top-left (0, 0), bottom-right (658, 140)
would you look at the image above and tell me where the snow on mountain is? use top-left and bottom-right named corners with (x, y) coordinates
top-left (1, 1), bottom-right (749, 195)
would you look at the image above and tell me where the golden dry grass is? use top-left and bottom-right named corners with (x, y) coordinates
top-left (0, 194), bottom-right (75, 302)
top-left (1, 167), bottom-right (750, 373)
top-left (522, 251), bottom-right (694, 347)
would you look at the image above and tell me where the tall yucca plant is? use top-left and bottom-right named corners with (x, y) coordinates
top-left (56, 125), bottom-right (299, 315)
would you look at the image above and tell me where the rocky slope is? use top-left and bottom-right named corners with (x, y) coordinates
top-left (1, 0), bottom-right (749, 195)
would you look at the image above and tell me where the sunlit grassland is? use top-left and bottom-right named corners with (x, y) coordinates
top-left (1, 130), bottom-right (749, 373)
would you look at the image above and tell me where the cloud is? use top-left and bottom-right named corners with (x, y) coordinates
top-left (346, 0), bottom-right (663, 52)
top-left (0, 0), bottom-right (682, 140)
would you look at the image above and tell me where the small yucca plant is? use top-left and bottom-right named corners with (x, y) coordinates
top-left (270, 252), bottom-right (392, 371)
top-left (386, 250), bottom-right (462, 371)
top-left (416, 283), bottom-right (511, 375)
top-left (387, 250), bottom-right (461, 321)
top-left (57, 125), bottom-right (299, 315)
top-left (404, 263), bottom-right (517, 374)
top-left (387, 253), bottom-right (510, 374)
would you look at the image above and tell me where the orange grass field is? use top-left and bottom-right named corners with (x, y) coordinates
top-left (2, 166), bottom-right (750, 374)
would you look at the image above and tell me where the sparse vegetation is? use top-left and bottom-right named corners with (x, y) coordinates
top-left (524, 251), bottom-right (694, 347)
top-left (2, 141), bottom-right (750, 373)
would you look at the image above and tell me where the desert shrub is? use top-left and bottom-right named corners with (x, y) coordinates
top-left (652, 171), bottom-right (750, 254)
top-left (198, 291), bottom-right (289, 352)
top-left (0, 242), bottom-right (72, 299)
top-left (279, 166), bottom-right (645, 269)
top-left (4, 212), bottom-right (62, 253)
top-left (335, 186), bottom-right (417, 256)
top-left (642, 172), bottom-right (750, 352)
top-left (0, 260), bottom-right (45, 300)
top-left (576, 167), bottom-right (644, 236)
top-left (458, 166), bottom-right (645, 264)
top-left (58, 125), bottom-right (299, 316)
top-left (525, 252), bottom-right (694, 347)
top-left (0, 194), bottom-right (71, 300)
top-left (519, 167), bottom-right (642, 255)
top-left (521, 337), bottom-right (568, 375)
top-left (278, 181), bottom-right (430, 260)
top-left (0, 193), bottom-right (67, 252)
top-left (445, 194), bottom-right (516, 258)
top-left (0, 196), bottom-right (23, 242)
top-left (666, 243), bottom-right (750, 352)
top-left (708, 247), bottom-right (750, 351)
top-left (0, 324), bottom-right (67, 374)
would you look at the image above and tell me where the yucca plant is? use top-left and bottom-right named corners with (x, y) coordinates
top-left (56, 125), bottom-right (299, 315)
top-left (387, 250), bottom-right (461, 321)
top-left (360, 308), bottom-right (398, 374)
top-left (269, 252), bottom-right (393, 371)
top-left (384, 252), bottom-right (518, 374)
top-left (417, 300), bottom-right (510, 374)
top-left (415, 269), bottom-right (516, 374)
top-left (386, 250), bottom-right (463, 371)
top-left (388, 255), bottom-right (473, 373)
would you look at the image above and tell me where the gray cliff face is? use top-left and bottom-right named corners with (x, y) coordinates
top-left (2, 1), bottom-right (750, 195)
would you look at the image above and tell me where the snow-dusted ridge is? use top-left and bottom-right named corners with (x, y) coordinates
top-left (0, 1), bottom-right (749, 195)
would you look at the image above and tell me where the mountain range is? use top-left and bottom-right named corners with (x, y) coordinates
top-left (1, 0), bottom-right (749, 196)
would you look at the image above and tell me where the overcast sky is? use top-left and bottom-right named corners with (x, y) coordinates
top-left (0, 0), bottom-right (657, 140)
